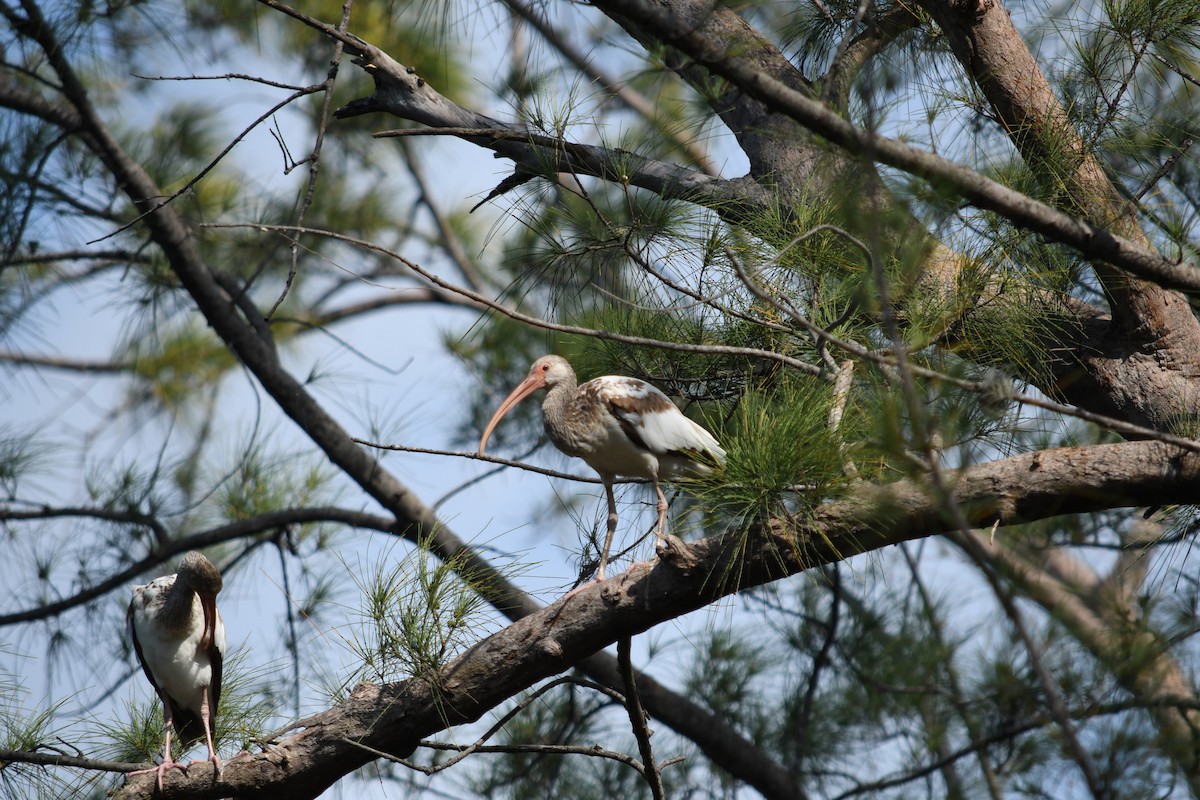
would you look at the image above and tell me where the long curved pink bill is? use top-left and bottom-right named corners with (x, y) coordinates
top-left (478, 376), bottom-right (542, 455)
top-left (200, 594), bottom-right (218, 651)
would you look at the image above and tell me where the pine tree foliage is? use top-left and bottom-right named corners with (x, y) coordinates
top-left (2, 0), bottom-right (1200, 798)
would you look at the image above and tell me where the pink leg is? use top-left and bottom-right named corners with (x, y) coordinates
top-left (563, 477), bottom-right (618, 601)
top-left (597, 477), bottom-right (619, 582)
top-left (648, 478), bottom-right (686, 558)
top-left (653, 479), bottom-right (669, 544)
top-left (194, 688), bottom-right (222, 777)
top-left (128, 695), bottom-right (188, 791)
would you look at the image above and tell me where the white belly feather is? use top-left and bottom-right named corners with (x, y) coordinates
top-left (131, 579), bottom-right (225, 715)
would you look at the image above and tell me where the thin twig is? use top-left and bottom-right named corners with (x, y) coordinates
top-left (0, 506), bottom-right (400, 626)
top-left (203, 222), bottom-right (825, 376)
top-left (266, 0), bottom-right (353, 319)
top-left (617, 637), bottom-right (665, 799)
top-left (1133, 137), bottom-right (1193, 202)
top-left (957, 535), bottom-right (1107, 799)
top-left (340, 675), bottom-right (629, 775)
top-left (87, 81), bottom-right (327, 246)
top-left (794, 566), bottom-right (840, 766)
top-left (0, 748), bottom-right (145, 773)
top-left (900, 544), bottom-right (1004, 799)
top-left (351, 438), bottom-right (623, 485)
top-left (500, 0), bottom-right (719, 175)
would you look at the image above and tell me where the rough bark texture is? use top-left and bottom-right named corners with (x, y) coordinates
top-left (920, 0), bottom-right (1200, 431)
top-left (113, 441), bottom-right (1200, 798)
top-left (6, 0), bottom-right (1200, 796)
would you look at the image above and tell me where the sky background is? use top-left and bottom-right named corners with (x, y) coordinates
top-left (0, 2), bottom-right (1095, 797)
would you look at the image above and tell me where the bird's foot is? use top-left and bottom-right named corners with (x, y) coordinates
top-left (654, 533), bottom-right (687, 558)
top-left (189, 752), bottom-right (223, 780)
top-left (562, 577), bottom-right (602, 602)
top-left (129, 758), bottom-right (188, 792)
top-left (654, 534), bottom-right (700, 569)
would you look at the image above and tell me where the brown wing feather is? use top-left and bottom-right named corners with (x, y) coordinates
top-left (600, 381), bottom-right (715, 461)
top-left (594, 379), bottom-right (674, 455)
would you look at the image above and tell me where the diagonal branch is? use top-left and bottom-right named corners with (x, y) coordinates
top-left (954, 528), bottom-right (1200, 794)
top-left (0, 506), bottom-right (401, 626)
top-left (961, 539), bottom-right (1106, 798)
top-left (255, 0), bottom-right (774, 225)
top-left (587, 0), bottom-right (1200, 295)
top-left (110, 439), bottom-right (1200, 799)
top-left (919, 0), bottom-right (1198, 343)
top-left (618, 637), bottom-right (667, 800)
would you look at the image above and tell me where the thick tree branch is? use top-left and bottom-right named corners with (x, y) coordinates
top-left (111, 439), bottom-right (1200, 798)
top-left (588, 0), bottom-right (1200, 295)
top-left (920, 0), bottom-right (1194, 338)
top-left (0, 506), bottom-right (400, 626)
top-left (254, 0), bottom-right (775, 226)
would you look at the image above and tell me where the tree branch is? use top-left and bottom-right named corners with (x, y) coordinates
top-left (253, 1), bottom-right (774, 225)
top-left (589, 0), bottom-right (1200, 295)
top-left (919, 0), bottom-right (1188, 336)
top-left (110, 439), bottom-right (1200, 798)
top-left (0, 351), bottom-right (130, 373)
top-left (0, 506), bottom-right (400, 626)
top-left (0, 748), bottom-right (144, 773)
top-left (618, 637), bottom-right (666, 800)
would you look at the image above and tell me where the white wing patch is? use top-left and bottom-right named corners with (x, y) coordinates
top-left (590, 376), bottom-right (725, 464)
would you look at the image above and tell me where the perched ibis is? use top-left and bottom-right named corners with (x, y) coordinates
top-left (479, 355), bottom-right (725, 589)
top-left (128, 551), bottom-right (225, 790)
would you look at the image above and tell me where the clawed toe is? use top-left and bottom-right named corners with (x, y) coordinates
top-left (655, 534), bottom-right (686, 554)
top-left (128, 759), bottom-right (187, 792)
top-left (562, 577), bottom-right (601, 602)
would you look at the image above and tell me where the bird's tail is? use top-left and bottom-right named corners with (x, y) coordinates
top-left (168, 697), bottom-right (206, 748)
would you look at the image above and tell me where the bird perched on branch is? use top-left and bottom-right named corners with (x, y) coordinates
top-left (479, 355), bottom-right (725, 591)
top-left (127, 551), bottom-right (225, 790)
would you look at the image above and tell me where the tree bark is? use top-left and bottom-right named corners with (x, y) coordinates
top-left (920, 0), bottom-right (1200, 430)
top-left (955, 531), bottom-right (1200, 794)
top-left (112, 439), bottom-right (1200, 799)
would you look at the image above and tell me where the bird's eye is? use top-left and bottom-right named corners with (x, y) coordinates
top-left (541, 364), bottom-right (550, 371)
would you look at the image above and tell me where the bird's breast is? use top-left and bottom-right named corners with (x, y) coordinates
top-left (132, 596), bottom-right (221, 713)
top-left (546, 407), bottom-right (659, 479)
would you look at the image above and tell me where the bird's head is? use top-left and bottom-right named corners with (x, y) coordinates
top-left (478, 355), bottom-right (576, 456)
top-left (178, 552), bottom-right (222, 650)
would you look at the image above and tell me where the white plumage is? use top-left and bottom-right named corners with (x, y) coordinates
top-left (479, 355), bottom-right (724, 590)
top-left (128, 551), bottom-right (225, 790)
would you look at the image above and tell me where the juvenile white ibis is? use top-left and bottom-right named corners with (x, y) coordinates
top-left (127, 551), bottom-right (225, 790)
top-left (479, 355), bottom-right (725, 588)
